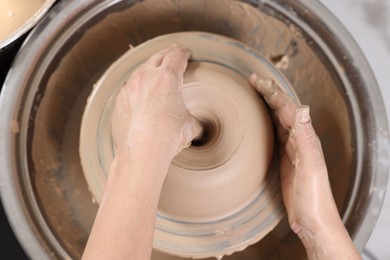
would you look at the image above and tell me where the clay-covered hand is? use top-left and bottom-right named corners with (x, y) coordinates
top-left (250, 74), bottom-right (360, 259)
top-left (111, 46), bottom-right (199, 160)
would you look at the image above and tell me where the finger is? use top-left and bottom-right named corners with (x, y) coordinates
top-left (191, 119), bottom-right (203, 141)
top-left (146, 45), bottom-right (177, 68)
top-left (127, 47), bottom-right (179, 88)
top-left (279, 150), bottom-right (295, 223)
top-left (177, 114), bottom-right (199, 152)
top-left (293, 106), bottom-right (327, 174)
top-left (250, 73), bottom-right (297, 130)
top-left (284, 132), bottom-right (297, 166)
top-left (161, 46), bottom-right (192, 77)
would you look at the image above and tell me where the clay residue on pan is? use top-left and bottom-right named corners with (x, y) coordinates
top-left (0, 0), bottom-right (46, 41)
top-left (10, 120), bottom-right (20, 133)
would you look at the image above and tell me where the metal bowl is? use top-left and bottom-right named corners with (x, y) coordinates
top-left (0, 0), bottom-right (389, 259)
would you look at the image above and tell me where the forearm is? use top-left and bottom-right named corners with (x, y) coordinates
top-left (296, 214), bottom-right (361, 260)
top-left (82, 147), bottom-right (171, 260)
top-left (313, 223), bottom-right (360, 260)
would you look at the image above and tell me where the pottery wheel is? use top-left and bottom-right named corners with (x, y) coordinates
top-left (80, 32), bottom-right (294, 258)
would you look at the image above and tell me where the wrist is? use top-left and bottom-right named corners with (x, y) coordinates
top-left (293, 218), bottom-right (360, 260)
top-left (113, 146), bottom-right (172, 178)
top-left (126, 132), bottom-right (180, 160)
top-left (117, 145), bottom-right (172, 163)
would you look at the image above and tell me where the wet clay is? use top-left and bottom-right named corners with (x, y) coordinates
top-left (0, 0), bottom-right (46, 41)
top-left (79, 32), bottom-right (295, 258)
top-left (161, 61), bottom-right (273, 222)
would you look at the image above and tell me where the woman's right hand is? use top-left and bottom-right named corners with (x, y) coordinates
top-left (250, 74), bottom-right (360, 260)
top-left (111, 46), bottom-right (200, 163)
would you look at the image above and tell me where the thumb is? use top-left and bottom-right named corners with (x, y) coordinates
top-left (177, 114), bottom-right (202, 153)
top-left (293, 106), bottom-right (327, 173)
top-left (191, 119), bottom-right (203, 141)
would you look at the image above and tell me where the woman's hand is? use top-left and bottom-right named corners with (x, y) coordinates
top-left (111, 45), bottom-right (199, 161)
top-left (83, 46), bottom-right (200, 260)
top-left (250, 74), bottom-right (360, 259)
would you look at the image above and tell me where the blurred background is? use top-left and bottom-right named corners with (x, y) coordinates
top-left (319, 1), bottom-right (390, 259)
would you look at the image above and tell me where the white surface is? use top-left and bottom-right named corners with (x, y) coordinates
top-left (319, 0), bottom-right (390, 259)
